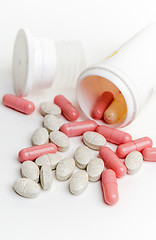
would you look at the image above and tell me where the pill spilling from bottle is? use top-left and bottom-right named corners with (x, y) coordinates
top-left (3, 93), bottom-right (156, 206)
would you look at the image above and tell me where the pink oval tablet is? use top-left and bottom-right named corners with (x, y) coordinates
top-left (101, 169), bottom-right (119, 205)
top-left (142, 147), bottom-right (156, 162)
top-left (60, 120), bottom-right (97, 137)
top-left (96, 125), bottom-right (132, 145)
top-left (3, 94), bottom-right (35, 115)
top-left (18, 143), bottom-right (57, 162)
top-left (54, 95), bottom-right (79, 121)
top-left (116, 137), bottom-right (153, 158)
top-left (99, 147), bottom-right (126, 178)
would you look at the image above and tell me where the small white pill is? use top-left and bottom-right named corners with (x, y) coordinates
top-left (49, 130), bottom-right (69, 152)
top-left (35, 153), bottom-right (62, 170)
top-left (83, 131), bottom-right (106, 150)
top-left (43, 114), bottom-right (61, 132)
top-left (56, 158), bottom-right (75, 181)
top-left (40, 102), bottom-right (61, 116)
top-left (74, 146), bottom-right (92, 169)
top-left (40, 165), bottom-right (53, 190)
top-left (32, 127), bottom-right (49, 146)
top-left (69, 170), bottom-right (88, 195)
top-left (87, 158), bottom-right (104, 182)
top-left (125, 151), bottom-right (143, 174)
top-left (21, 161), bottom-right (39, 182)
top-left (13, 178), bottom-right (40, 198)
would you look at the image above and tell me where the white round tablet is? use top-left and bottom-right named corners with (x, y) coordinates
top-left (21, 161), bottom-right (39, 182)
top-left (40, 165), bottom-right (53, 190)
top-left (83, 131), bottom-right (106, 150)
top-left (35, 153), bottom-right (62, 170)
top-left (43, 114), bottom-right (61, 132)
top-left (40, 102), bottom-right (61, 116)
top-left (32, 127), bottom-right (49, 146)
top-left (74, 146), bottom-right (92, 169)
top-left (125, 151), bottom-right (143, 174)
top-left (50, 130), bottom-right (69, 152)
top-left (87, 158), bottom-right (104, 182)
top-left (56, 158), bottom-right (75, 181)
top-left (69, 170), bottom-right (88, 195)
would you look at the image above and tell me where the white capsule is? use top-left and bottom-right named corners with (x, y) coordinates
top-left (32, 127), bottom-right (49, 146)
top-left (83, 131), bottom-right (106, 150)
top-left (43, 114), bottom-right (61, 132)
top-left (13, 178), bottom-right (40, 198)
top-left (40, 102), bottom-right (61, 116)
top-left (74, 146), bottom-right (92, 169)
top-left (35, 153), bottom-right (62, 170)
top-left (56, 158), bottom-right (75, 181)
top-left (49, 130), bottom-right (69, 152)
top-left (87, 158), bottom-right (104, 182)
top-left (21, 161), bottom-right (39, 182)
top-left (69, 170), bottom-right (88, 195)
top-left (125, 151), bottom-right (143, 174)
top-left (40, 165), bottom-right (53, 190)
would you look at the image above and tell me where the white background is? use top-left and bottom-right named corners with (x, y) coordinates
top-left (1, 0), bottom-right (156, 239)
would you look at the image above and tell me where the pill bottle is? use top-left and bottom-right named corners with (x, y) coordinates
top-left (77, 23), bottom-right (156, 128)
top-left (12, 28), bottom-right (86, 96)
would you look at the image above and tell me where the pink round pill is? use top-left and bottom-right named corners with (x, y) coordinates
top-left (18, 143), bottom-right (57, 162)
top-left (96, 125), bottom-right (132, 145)
top-left (2, 94), bottom-right (35, 115)
top-left (142, 147), bottom-right (156, 162)
top-left (60, 120), bottom-right (97, 137)
top-left (101, 169), bottom-right (119, 205)
top-left (99, 147), bottom-right (127, 178)
top-left (54, 95), bottom-right (79, 121)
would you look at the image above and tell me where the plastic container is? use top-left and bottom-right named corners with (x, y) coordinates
top-left (77, 23), bottom-right (156, 128)
top-left (12, 28), bottom-right (86, 96)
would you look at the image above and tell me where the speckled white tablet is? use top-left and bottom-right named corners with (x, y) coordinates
top-left (69, 170), bottom-right (88, 195)
top-left (32, 127), bottom-right (49, 146)
top-left (74, 146), bottom-right (92, 169)
top-left (43, 114), bottom-right (61, 132)
top-left (49, 130), bottom-right (69, 152)
top-left (35, 153), bottom-right (62, 170)
top-left (40, 165), bottom-right (53, 190)
top-left (21, 161), bottom-right (39, 182)
top-left (13, 178), bottom-right (40, 198)
top-left (40, 102), bottom-right (61, 116)
top-left (83, 131), bottom-right (106, 150)
top-left (125, 151), bottom-right (143, 174)
top-left (87, 158), bottom-right (104, 182)
top-left (56, 158), bottom-right (75, 181)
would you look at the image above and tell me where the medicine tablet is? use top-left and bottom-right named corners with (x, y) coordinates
top-left (74, 146), bottom-right (92, 169)
top-left (69, 170), bottom-right (88, 195)
top-left (56, 158), bottom-right (75, 181)
top-left (40, 102), bottom-right (61, 116)
top-left (43, 114), bottom-right (61, 132)
top-left (83, 131), bottom-right (106, 150)
top-left (142, 147), bottom-right (156, 162)
top-left (13, 178), bottom-right (40, 198)
top-left (40, 165), bottom-right (53, 190)
top-left (35, 153), bottom-right (62, 170)
top-left (49, 130), bottom-right (69, 152)
top-left (21, 161), bottom-right (39, 182)
top-left (87, 158), bottom-right (104, 182)
top-left (32, 127), bottom-right (49, 146)
top-left (125, 151), bottom-right (143, 174)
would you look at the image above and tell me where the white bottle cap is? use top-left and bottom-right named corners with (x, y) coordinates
top-left (12, 28), bottom-right (56, 96)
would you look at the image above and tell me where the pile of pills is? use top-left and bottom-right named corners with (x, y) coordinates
top-left (2, 93), bottom-right (156, 205)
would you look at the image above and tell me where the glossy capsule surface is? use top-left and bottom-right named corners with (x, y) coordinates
top-left (101, 169), bottom-right (119, 205)
top-left (18, 143), bottom-right (57, 163)
top-left (142, 147), bottom-right (156, 162)
top-left (92, 91), bottom-right (114, 120)
top-left (2, 94), bottom-right (35, 115)
top-left (116, 137), bottom-right (153, 158)
top-left (96, 125), bottom-right (132, 145)
top-left (99, 147), bottom-right (126, 178)
top-left (54, 95), bottom-right (79, 121)
top-left (60, 120), bottom-right (97, 137)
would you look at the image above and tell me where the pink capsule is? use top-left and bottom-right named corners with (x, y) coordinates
top-left (99, 147), bottom-right (126, 178)
top-left (92, 92), bottom-right (114, 120)
top-left (116, 137), bottom-right (153, 158)
top-left (2, 94), bottom-right (35, 115)
top-left (142, 147), bottom-right (156, 162)
top-left (60, 120), bottom-right (97, 137)
top-left (96, 125), bottom-right (132, 145)
top-left (54, 95), bottom-right (79, 121)
top-left (18, 143), bottom-right (57, 163)
top-left (101, 169), bottom-right (119, 205)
